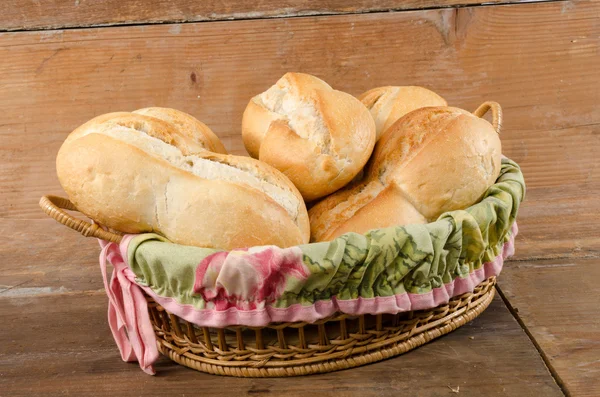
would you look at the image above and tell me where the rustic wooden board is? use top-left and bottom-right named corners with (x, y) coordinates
top-left (0, 293), bottom-right (563, 396)
top-left (499, 258), bottom-right (600, 397)
top-left (0, 0), bottom-right (542, 31)
top-left (0, 1), bottom-right (598, 262)
top-left (0, 219), bottom-right (103, 294)
top-left (513, 186), bottom-right (600, 261)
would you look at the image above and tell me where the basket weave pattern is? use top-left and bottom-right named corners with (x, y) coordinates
top-left (147, 277), bottom-right (496, 377)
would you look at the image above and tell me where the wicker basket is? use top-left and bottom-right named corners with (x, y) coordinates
top-left (39, 102), bottom-right (511, 377)
top-left (147, 279), bottom-right (495, 377)
top-left (40, 197), bottom-right (499, 377)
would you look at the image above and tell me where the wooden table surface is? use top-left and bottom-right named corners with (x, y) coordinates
top-left (1, 0), bottom-right (598, 396)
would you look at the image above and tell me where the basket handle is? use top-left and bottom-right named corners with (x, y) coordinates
top-left (473, 101), bottom-right (502, 134)
top-left (39, 195), bottom-right (123, 243)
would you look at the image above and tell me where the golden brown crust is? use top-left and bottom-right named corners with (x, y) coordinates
top-left (66, 109), bottom-right (227, 155)
top-left (242, 72), bottom-right (376, 201)
top-left (56, 109), bottom-right (310, 249)
top-left (318, 184), bottom-right (427, 241)
top-left (133, 107), bottom-right (228, 154)
top-left (65, 112), bottom-right (131, 145)
top-left (280, 72), bottom-right (332, 93)
top-left (242, 100), bottom-right (279, 158)
top-left (366, 107), bottom-right (471, 179)
top-left (309, 180), bottom-right (383, 241)
top-left (309, 106), bottom-right (502, 242)
top-left (359, 86), bottom-right (447, 140)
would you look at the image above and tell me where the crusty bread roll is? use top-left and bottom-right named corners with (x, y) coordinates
top-left (359, 86), bottom-right (447, 140)
top-left (57, 110), bottom-right (310, 249)
top-left (309, 106), bottom-right (502, 242)
top-left (242, 73), bottom-right (377, 202)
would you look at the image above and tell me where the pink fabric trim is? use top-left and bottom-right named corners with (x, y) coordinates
top-left (98, 237), bottom-right (159, 375)
top-left (131, 223), bottom-right (517, 328)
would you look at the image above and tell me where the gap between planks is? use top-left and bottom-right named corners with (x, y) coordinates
top-left (0, 0), bottom-right (564, 33)
top-left (0, 287), bottom-right (106, 298)
top-left (495, 285), bottom-right (571, 397)
top-left (507, 253), bottom-right (600, 262)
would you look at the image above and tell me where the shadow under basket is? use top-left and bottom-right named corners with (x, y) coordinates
top-left (147, 277), bottom-right (496, 377)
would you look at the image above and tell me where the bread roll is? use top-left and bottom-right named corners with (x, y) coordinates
top-left (309, 106), bottom-right (502, 242)
top-left (242, 73), bottom-right (377, 202)
top-left (57, 110), bottom-right (310, 250)
top-left (359, 86), bottom-right (447, 140)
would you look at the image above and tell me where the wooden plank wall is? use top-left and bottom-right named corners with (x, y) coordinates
top-left (2, 1), bottom-right (598, 258)
top-left (1, 0), bottom-right (598, 395)
top-left (0, 0), bottom-right (547, 30)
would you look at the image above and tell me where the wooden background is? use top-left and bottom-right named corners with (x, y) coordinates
top-left (1, 0), bottom-right (598, 396)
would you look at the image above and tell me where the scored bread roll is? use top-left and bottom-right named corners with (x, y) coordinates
top-left (133, 107), bottom-right (227, 154)
top-left (57, 110), bottom-right (310, 250)
top-left (309, 105), bottom-right (502, 242)
top-left (65, 107), bottom-right (228, 155)
top-left (242, 72), bottom-right (377, 202)
top-left (359, 86), bottom-right (447, 140)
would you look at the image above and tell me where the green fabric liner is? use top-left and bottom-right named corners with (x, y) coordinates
top-left (126, 157), bottom-right (525, 310)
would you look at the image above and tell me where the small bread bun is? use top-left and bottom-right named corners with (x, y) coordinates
top-left (57, 110), bottom-right (310, 249)
top-left (309, 106), bottom-right (502, 242)
top-left (242, 72), bottom-right (376, 202)
top-left (359, 86), bottom-right (447, 140)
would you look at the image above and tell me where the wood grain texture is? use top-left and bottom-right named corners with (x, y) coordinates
top-left (0, 293), bottom-right (563, 396)
top-left (1, 0), bottom-right (598, 261)
top-left (0, 219), bottom-right (103, 294)
top-left (0, 0), bottom-right (544, 31)
top-left (513, 186), bottom-right (600, 261)
top-left (499, 258), bottom-right (600, 397)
